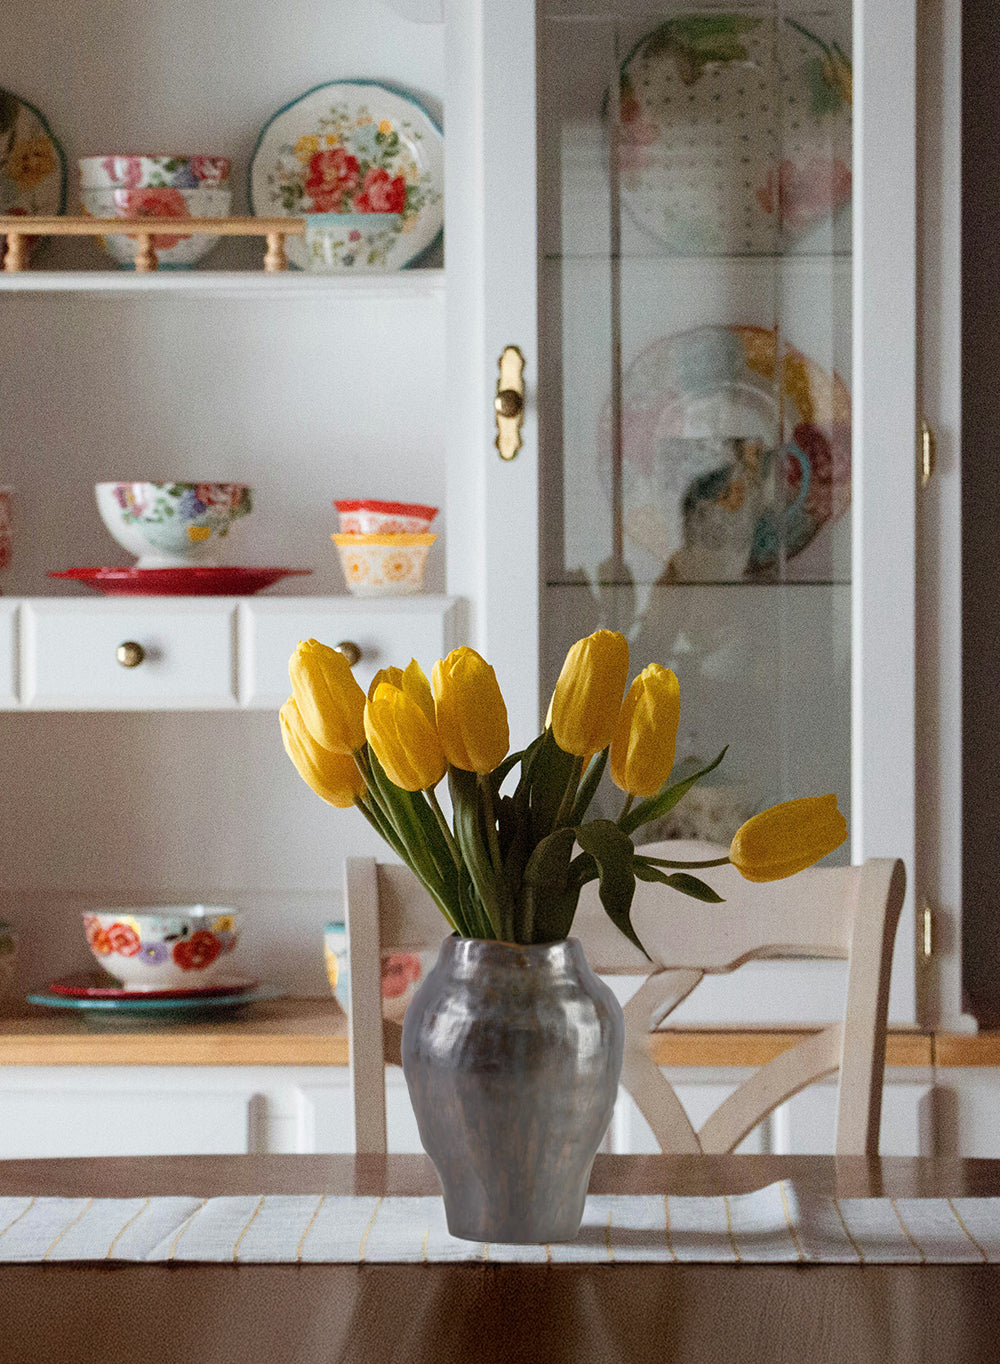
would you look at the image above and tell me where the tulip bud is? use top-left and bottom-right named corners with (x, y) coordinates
top-left (368, 667), bottom-right (404, 701)
top-left (365, 682), bottom-right (447, 791)
top-left (280, 697), bottom-right (367, 808)
top-left (289, 639), bottom-right (367, 755)
top-left (609, 664), bottom-right (681, 797)
top-left (729, 795), bottom-right (848, 883)
top-left (432, 647), bottom-right (509, 774)
top-left (548, 629), bottom-right (629, 758)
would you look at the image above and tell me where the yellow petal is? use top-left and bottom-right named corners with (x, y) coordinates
top-left (364, 682), bottom-right (446, 791)
top-left (367, 666), bottom-right (404, 702)
top-left (289, 639), bottom-right (367, 754)
top-left (432, 647), bottom-right (509, 774)
top-left (280, 697), bottom-right (367, 808)
top-left (729, 795), bottom-right (848, 882)
top-left (548, 630), bottom-right (629, 758)
top-left (609, 665), bottom-right (680, 797)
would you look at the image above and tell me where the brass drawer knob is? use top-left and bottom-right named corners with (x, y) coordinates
top-left (334, 640), bottom-right (362, 667)
top-left (116, 641), bottom-right (145, 668)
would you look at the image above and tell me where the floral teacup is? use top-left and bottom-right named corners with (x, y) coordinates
top-left (83, 907), bottom-right (240, 990)
top-left (95, 482), bottom-right (253, 567)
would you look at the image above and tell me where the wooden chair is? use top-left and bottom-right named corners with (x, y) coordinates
top-left (343, 841), bottom-right (905, 1156)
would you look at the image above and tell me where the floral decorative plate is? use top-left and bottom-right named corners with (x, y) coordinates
top-left (0, 88), bottom-right (67, 258)
top-left (249, 80), bottom-right (443, 271)
top-left (597, 325), bottom-right (851, 577)
top-left (26, 984), bottom-right (284, 1014)
top-left (49, 566), bottom-right (312, 596)
top-left (616, 14), bottom-right (852, 253)
top-left (48, 972), bottom-right (259, 1000)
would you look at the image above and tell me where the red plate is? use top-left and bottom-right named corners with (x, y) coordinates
top-left (49, 566), bottom-right (312, 596)
top-left (47, 972), bottom-right (260, 1000)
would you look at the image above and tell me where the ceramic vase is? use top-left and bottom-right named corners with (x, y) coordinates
top-left (401, 934), bottom-right (624, 1244)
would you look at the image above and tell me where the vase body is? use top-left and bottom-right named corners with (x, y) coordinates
top-left (401, 934), bottom-right (625, 1243)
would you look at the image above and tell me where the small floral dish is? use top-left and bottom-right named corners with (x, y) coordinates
top-left (0, 88), bottom-right (67, 263)
top-left (324, 921), bottom-right (430, 1025)
top-left (0, 486), bottom-right (12, 584)
top-left (80, 186), bottom-right (232, 268)
top-left (78, 154), bottom-right (230, 190)
top-left (333, 499), bottom-right (438, 535)
top-left (331, 531), bottom-right (436, 597)
top-left (249, 80), bottom-right (443, 272)
top-left (82, 907), bottom-right (240, 991)
top-left (50, 565), bottom-right (310, 596)
top-left (304, 210), bottom-right (402, 272)
top-left (95, 482), bottom-right (254, 568)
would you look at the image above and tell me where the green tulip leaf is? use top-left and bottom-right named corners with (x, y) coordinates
top-left (621, 747), bottom-right (728, 835)
top-left (575, 819), bottom-right (648, 958)
top-left (528, 728), bottom-right (579, 842)
top-left (633, 861), bottom-right (725, 904)
top-left (449, 766), bottom-right (503, 937)
top-left (523, 826), bottom-right (576, 888)
top-left (570, 748), bottom-right (609, 825)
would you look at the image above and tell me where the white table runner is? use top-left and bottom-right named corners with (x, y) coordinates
top-left (1, 1184), bottom-right (997, 1264)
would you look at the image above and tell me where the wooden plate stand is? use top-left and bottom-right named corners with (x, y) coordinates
top-left (0, 216), bottom-right (306, 273)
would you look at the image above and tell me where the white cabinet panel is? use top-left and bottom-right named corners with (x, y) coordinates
top-left (933, 1072), bottom-right (1000, 1158)
top-left (611, 1078), bottom-right (766, 1156)
top-left (239, 596), bottom-right (461, 707)
top-left (22, 600), bottom-right (237, 709)
top-left (0, 602), bottom-right (17, 706)
top-left (772, 1080), bottom-right (933, 1156)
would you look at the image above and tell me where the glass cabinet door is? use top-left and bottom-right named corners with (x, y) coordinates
top-left (539, 5), bottom-right (853, 843)
top-left (444, 0), bottom-right (917, 1020)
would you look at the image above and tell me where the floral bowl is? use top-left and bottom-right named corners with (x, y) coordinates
top-left (78, 155), bottom-right (230, 190)
top-left (83, 907), bottom-right (240, 990)
top-left (80, 186), bottom-right (232, 268)
top-left (331, 532), bottom-right (436, 597)
top-left (304, 211), bottom-right (402, 273)
top-left (95, 482), bottom-right (254, 568)
top-left (324, 921), bottom-right (428, 1025)
top-left (333, 499), bottom-right (438, 535)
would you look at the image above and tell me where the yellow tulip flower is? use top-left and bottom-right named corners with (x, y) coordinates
top-left (368, 666), bottom-right (404, 701)
top-left (280, 697), bottom-right (367, 808)
top-left (548, 629), bottom-right (629, 758)
top-left (432, 647), bottom-right (509, 774)
top-left (729, 795), bottom-right (848, 882)
top-left (365, 682), bottom-right (447, 791)
top-left (289, 639), bottom-right (366, 755)
top-left (368, 660), bottom-right (435, 723)
top-left (609, 665), bottom-right (681, 797)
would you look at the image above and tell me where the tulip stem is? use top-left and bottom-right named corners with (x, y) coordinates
top-left (620, 793), bottom-right (635, 821)
top-left (478, 773), bottom-right (515, 939)
top-left (426, 787), bottom-right (462, 870)
top-left (553, 756), bottom-right (585, 830)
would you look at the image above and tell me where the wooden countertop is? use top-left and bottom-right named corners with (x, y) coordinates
top-left (0, 996), bottom-right (982, 1067)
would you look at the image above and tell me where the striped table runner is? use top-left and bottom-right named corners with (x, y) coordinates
top-left (0, 1184), bottom-right (997, 1264)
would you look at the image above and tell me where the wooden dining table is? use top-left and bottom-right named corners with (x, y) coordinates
top-left (2, 1152), bottom-right (999, 1363)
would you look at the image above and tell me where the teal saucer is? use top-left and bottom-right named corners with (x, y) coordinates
top-left (26, 984), bottom-right (284, 1014)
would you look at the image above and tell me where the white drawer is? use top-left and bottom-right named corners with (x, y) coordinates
top-left (238, 595), bottom-right (462, 707)
top-left (22, 600), bottom-right (237, 709)
top-left (0, 602), bottom-right (17, 706)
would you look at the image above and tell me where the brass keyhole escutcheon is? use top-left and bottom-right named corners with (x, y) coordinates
top-left (495, 345), bottom-right (526, 460)
top-left (116, 641), bottom-right (145, 668)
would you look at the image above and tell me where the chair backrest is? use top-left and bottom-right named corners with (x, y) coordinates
top-left (343, 841), bottom-right (905, 1156)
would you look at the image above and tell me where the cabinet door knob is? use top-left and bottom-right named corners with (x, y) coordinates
top-left (116, 641), bottom-right (145, 668)
top-left (334, 640), bottom-right (362, 667)
top-left (495, 345), bottom-right (526, 460)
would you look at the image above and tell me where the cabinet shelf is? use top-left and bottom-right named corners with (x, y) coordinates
top-left (0, 269), bottom-right (445, 299)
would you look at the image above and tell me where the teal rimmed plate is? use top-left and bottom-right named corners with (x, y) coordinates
top-left (26, 984), bottom-right (284, 1014)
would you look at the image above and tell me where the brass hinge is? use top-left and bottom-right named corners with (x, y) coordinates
top-left (919, 417), bottom-right (936, 488)
top-left (921, 903), bottom-right (934, 959)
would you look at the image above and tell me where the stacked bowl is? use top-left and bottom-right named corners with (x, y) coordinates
top-left (79, 154), bottom-right (231, 268)
top-left (332, 499), bottom-right (437, 597)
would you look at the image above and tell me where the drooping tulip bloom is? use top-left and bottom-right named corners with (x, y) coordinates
top-left (609, 664), bottom-right (681, 797)
top-left (729, 795), bottom-right (848, 882)
top-left (365, 682), bottom-right (447, 791)
top-left (432, 647), bottom-right (509, 774)
top-left (548, 629), bottom-right (629, 758)
top-left (289, 638), bottom-right (366, 754)
top-left (280, 697), bottom-right (367, 808)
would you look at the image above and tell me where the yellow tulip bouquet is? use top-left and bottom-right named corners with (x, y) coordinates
top-left (281, 629), bottom-right (847, 954)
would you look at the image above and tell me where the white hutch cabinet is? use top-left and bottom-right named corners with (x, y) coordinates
top-left (0, 0), bottom-right (969, 1158)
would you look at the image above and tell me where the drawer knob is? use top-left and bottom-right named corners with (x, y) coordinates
top-left (334, 640), bottom-right (362, 667)
top-left (116, 641), bottom-right (146, 669)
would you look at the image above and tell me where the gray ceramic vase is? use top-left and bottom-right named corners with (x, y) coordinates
top-left (401, 934), bottom-right (625, 1244)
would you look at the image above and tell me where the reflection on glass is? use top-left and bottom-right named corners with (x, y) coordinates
top-left (538, 4), bottom-right (853, 843)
